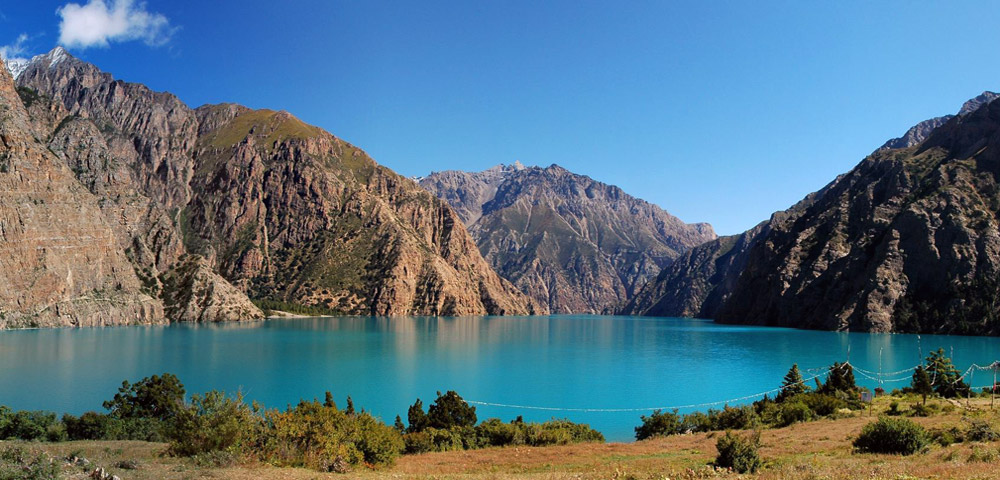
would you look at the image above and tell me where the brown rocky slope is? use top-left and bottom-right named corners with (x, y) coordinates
top-left (623, 93), bottom-right (1000, 335)
top-left (0, 54), bottom-right (161, 328)
top-left (12, 47), bottom-right (534, 319)
top-left (422, 164), bottom-right (715, 313)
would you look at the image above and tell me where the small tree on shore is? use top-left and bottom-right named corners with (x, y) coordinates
top-left (427, 391), bottom-right (477, 430)
top-left (777, 364), bottom-right (807, 402)
top-left (406, 399), bottom-right (428, 433)
top-left (925, 349), bottom-right (970, 398)
top-left (911, 365), bottom-right (932, 405)
top-left (820, 362), bottom-right (857, 396)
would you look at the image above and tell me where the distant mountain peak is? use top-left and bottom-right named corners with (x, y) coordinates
top-left (959, 91), bottom-right (1000, 115)
top-left (878, 90), bottom-right (999, 151)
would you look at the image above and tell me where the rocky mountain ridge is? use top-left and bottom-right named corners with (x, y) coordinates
top-left (422, 164), bottom-right (715, 313)
top-left (623, 92), bottom-right (1000, 335)
top-left (878, 92), bottom-right (999, 151)
top-left (0, 47), bottom-right (535, 328)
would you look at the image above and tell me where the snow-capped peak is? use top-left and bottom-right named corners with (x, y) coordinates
top-left (46, 46), bottom-right (69, 66)
top-left (5, 46), bottom-right (75, 79)
top-left (3, 57), bottom-right (29, 79)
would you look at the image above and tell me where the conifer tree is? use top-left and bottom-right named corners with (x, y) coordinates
top-left (911, 365), bottom-right (932, 405)
top-left (407, 398), bottom-right (428, 433)
top-left (394, 415), bottom-right (406, 433)
top-left (323, 391), bottom-right (337, 409)
top-left (925, 348), bottom-right (970, 398)
top-left (778, 364), bottom-right (807, 402)
top-left (820, 362), bottom-right (858, 396)
top-left (345, 396), bottom-right (355, 415)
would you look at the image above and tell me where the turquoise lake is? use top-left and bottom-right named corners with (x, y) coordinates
top-left (1, 315), bottom-right (998, 441)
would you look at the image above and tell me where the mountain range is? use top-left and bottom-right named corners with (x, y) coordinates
top-left (421, 164), bottom-right (715, 313)
top-left (4, 47), bottom-right (1000, 335)
top-left (622, 91), bottom-right (1000, 335)
top-left (0, 47), bottom-right (535, 328)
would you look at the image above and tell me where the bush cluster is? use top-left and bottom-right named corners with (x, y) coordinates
top-left (0, 445), bottom-right (61, 480)
top-left (714, 431), bottom-right (762, 473)
top-left (402, 393), bottom-right (603, 453)
top-left (0, 376), bottom-right (603, 473)
top-left (853, 417), bottom-right (929, 455)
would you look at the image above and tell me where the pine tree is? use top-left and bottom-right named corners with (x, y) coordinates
top-left (778, 364), bottom-right (807, 402)
top-left (407, 398), bottom-right (428, 433)
top-left (911, 365), bottom-right (932, 405)
top-left (394, 415), bottom-right (406, 433)
top-left (925, 348), bottom-right (971, 398)
top-left (427, 390), bottom-right (477, 429)
top-left (345, 395), bottom-right (355, 415)
top-left (323, 391), bottom-right (337, 409)
top-left (820, 362), bottom-right (858, 396)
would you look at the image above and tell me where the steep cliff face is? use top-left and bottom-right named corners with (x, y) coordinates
top-left (625, 94), bottom-right (1000, 335)
top-left (13, 47), bottom-right (533, 318)
top-left (620, 223), bottom-right (768, 318)
top-left (423, 164), bottom-right (715, 313)
top-left (185, 106), bottom-right (535, 315)
top-left (0, 55), bottom-right (162, 328)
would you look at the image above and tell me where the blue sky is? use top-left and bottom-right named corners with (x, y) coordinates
top-left (2, 1), bottom-right (999, 235)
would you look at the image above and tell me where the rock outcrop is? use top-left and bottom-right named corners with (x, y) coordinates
top-left (0, 52), bottom-right (161, 328)
top-left (10, 47), bottom-right (533, 321)
top-left (422, 164), bottom-right (715, 313)
top-left (623, 92), bottom-right (1000, 335)
top-left (160, 255), bottom-right (264, 323)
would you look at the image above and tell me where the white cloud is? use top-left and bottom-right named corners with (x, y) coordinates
top-left (57, 0), bottom-right (174, 49)
top-left (0, 33), bottom-right (30, 61)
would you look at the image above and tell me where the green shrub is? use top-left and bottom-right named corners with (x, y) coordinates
top-left (681, 411), bottom-right (713, 433)
top-left (476, 418), bottom-right (526, 446)
top-left (0, 410), bottom-right (61, 441)
top-left (930, 426), bottom-right (962, 446)
top-left (799, 393), bottom-right (848, 416)
top-left (853, 417), bottom-right (929, 455)
top-left (908, 403), bottom-right (938, 417)
top-left (968, 446), bottom-right (1000, 463)
top-left (964, 418), bottom-right (998, 442)
top-left (886, 401), bottom-right (902, 416)
top-left (714, 431), bottom-right (762, 473)
top-left (63, 412), bottom-right (109, 440)
top-left (104, 373), bottom-right (185, 422)
top-left (710, 405), bottom-right (760, 430)
top-left (426, 391), bottom-right (477, 430)
top-left (263, 399), bottom-right (402, 470)
top-left (402, 431), bottom-right (434, 454)
top-left (167, 390), bottom-right (260, 457)
top-left (776, 401), bottom-right (814, 427)
top-left (635, 409), bottom-right (683, 440)
top-left (0, 445), bottom-right (61, 480)
top-left (533, 419), bottom-right (603, 445)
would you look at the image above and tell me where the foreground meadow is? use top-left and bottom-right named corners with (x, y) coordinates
top-left (6, 396), bottom-right (1000, 480)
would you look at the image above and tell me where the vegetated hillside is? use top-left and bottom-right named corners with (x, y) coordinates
top-left (422, 164), bottom-right (715, 313)
top-left (624, 92), bottom-right (1000, 335)
top-left (5, 47), bottom-right (534, 324)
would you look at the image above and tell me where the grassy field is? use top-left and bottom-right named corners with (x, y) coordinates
top-left (8, 396), bottom-right (1000, 479)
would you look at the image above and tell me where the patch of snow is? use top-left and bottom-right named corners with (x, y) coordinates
top-left (48, 46), bottom-right (69, 66)
top-left (3, 57), bottom-right (29, 79)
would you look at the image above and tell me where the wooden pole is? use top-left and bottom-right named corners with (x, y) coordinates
top-left (992, 363), bottom-right (996, 410)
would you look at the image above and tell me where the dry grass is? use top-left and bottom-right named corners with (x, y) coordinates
top-left (8, 397), bottom-right (1000, 479)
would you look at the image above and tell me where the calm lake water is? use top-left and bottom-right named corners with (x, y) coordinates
top-left (1, 315), bottom-right (998, 441)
